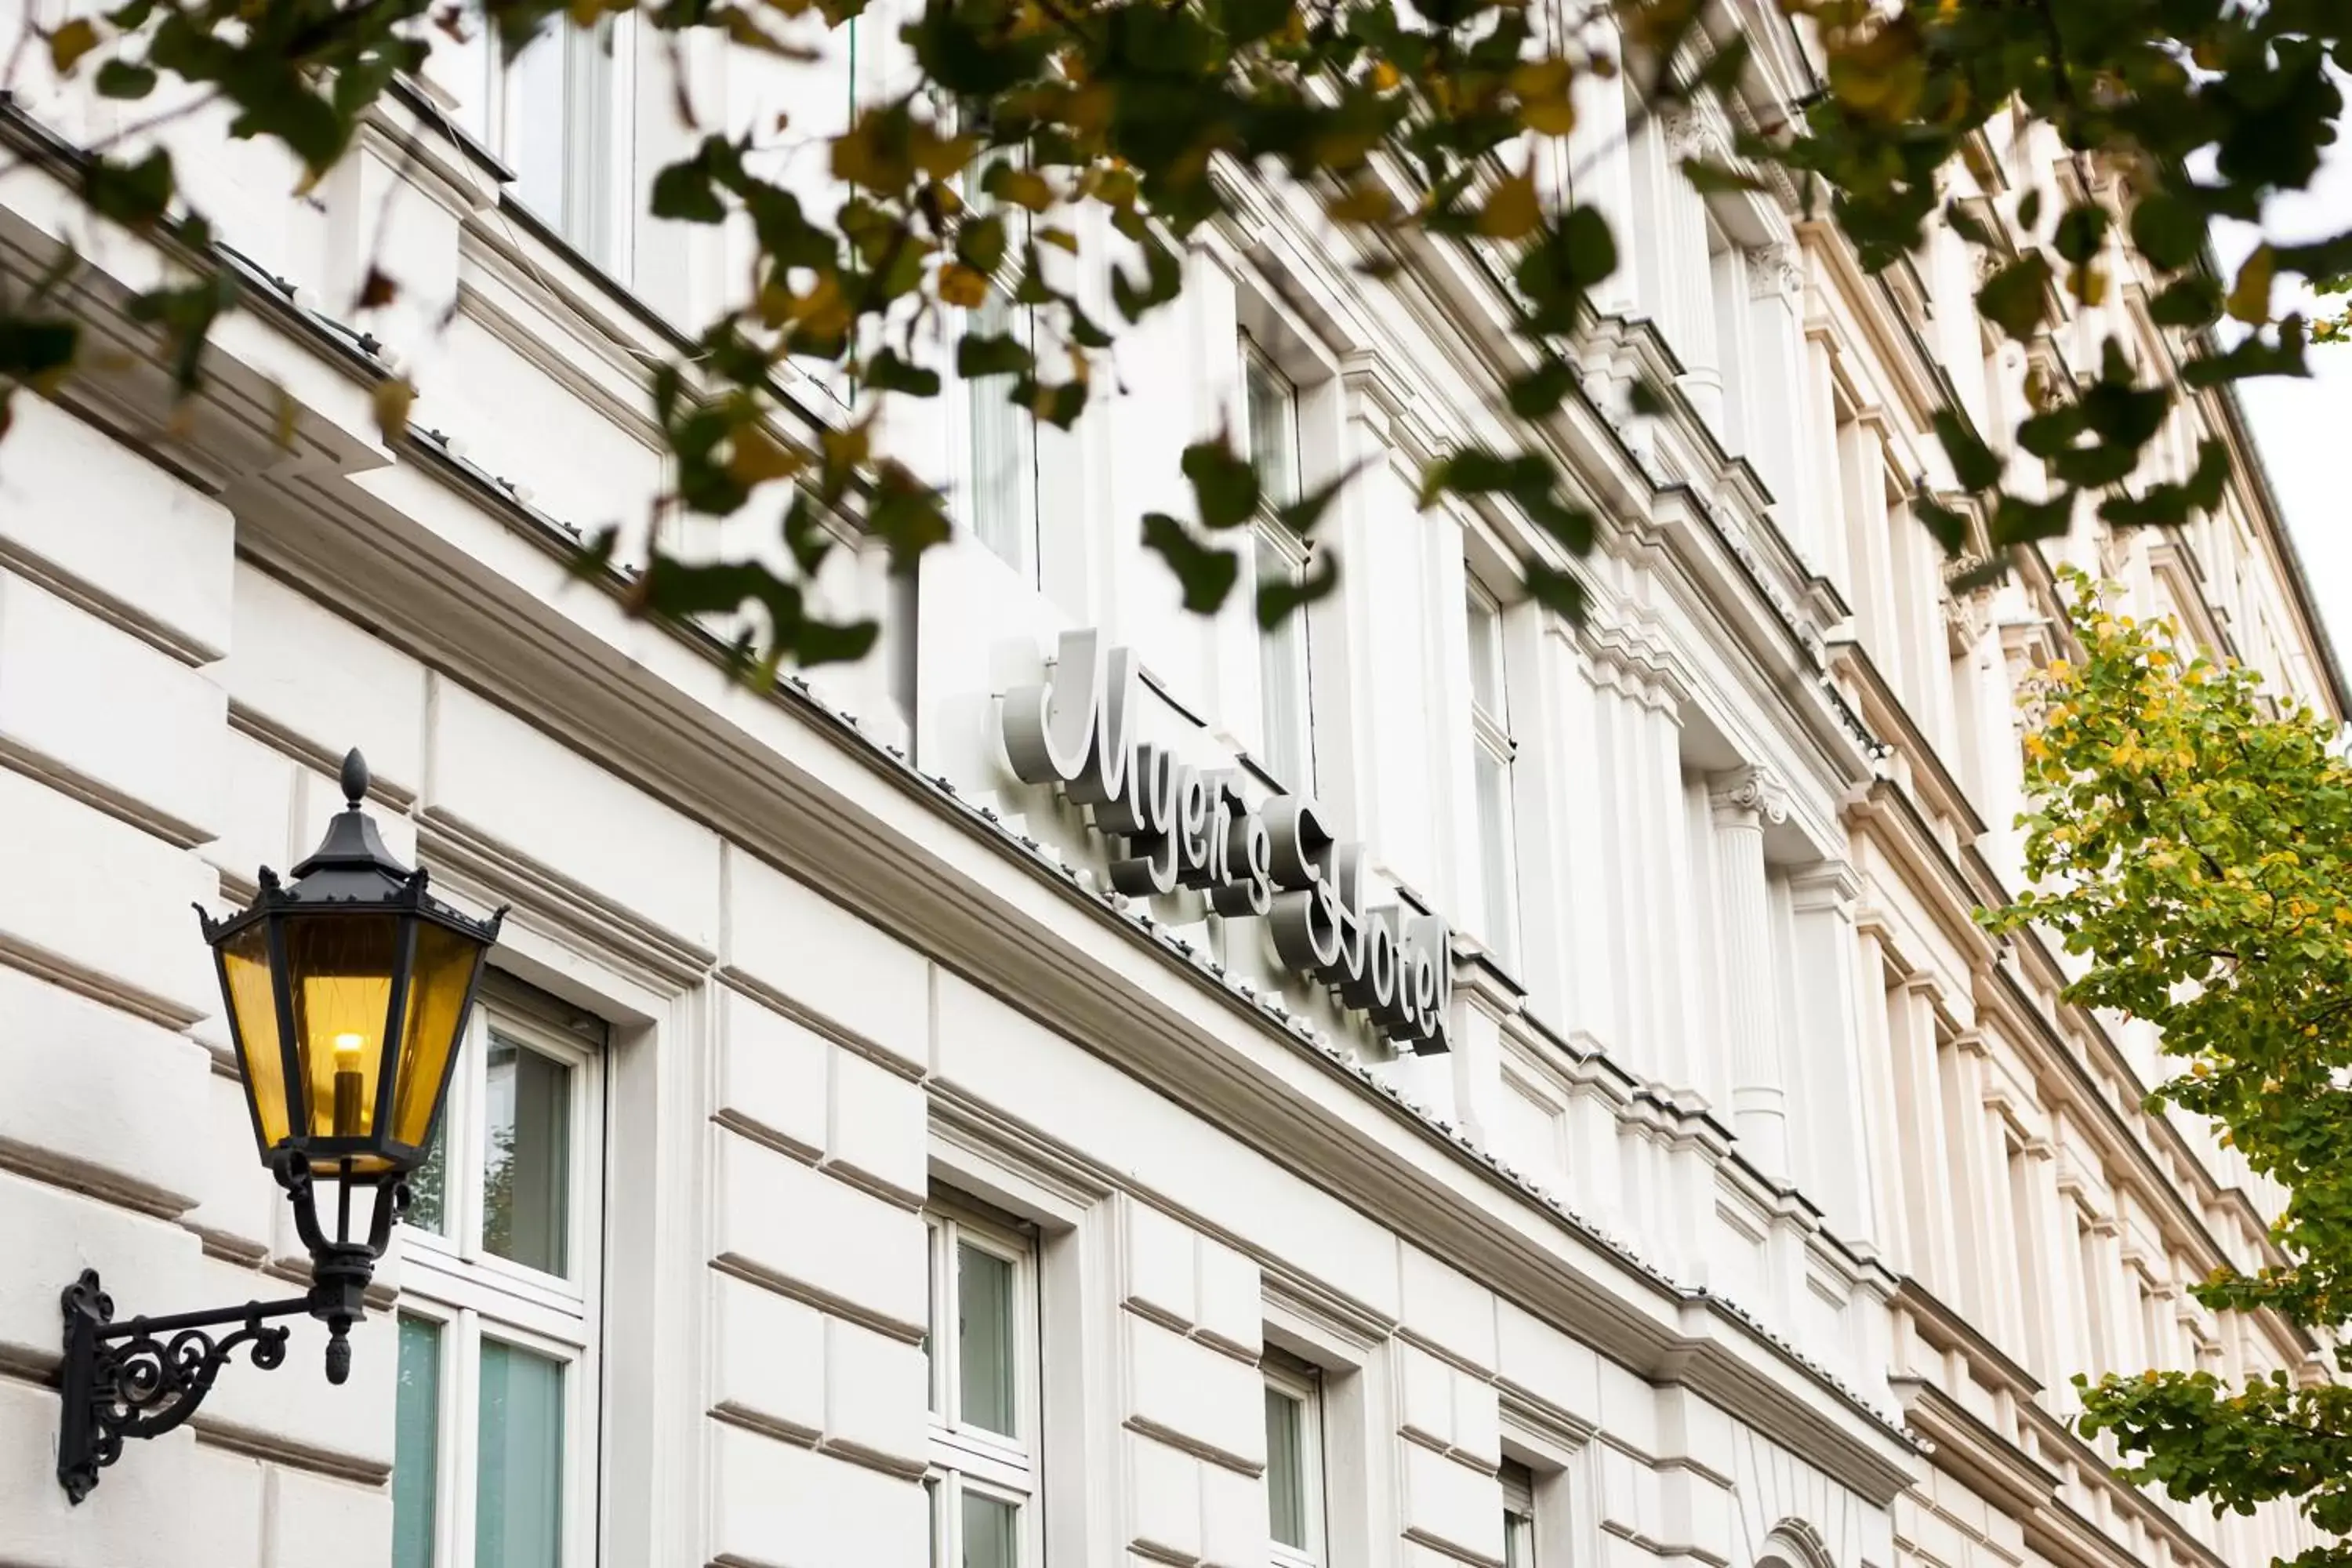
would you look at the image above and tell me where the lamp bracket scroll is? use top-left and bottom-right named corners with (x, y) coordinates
top-left (56, 1269), bottom-right (307, 1504)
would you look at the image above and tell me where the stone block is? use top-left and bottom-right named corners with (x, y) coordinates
top-left (1126, 1428), bottom-right (1204, 1563)
top-left (426, 682), bottom-right (722, 950)
top-left (717, 986), bottom-right (829, 1162)
top-left (1196, 1450), bottom-right (1269, 1568)
top-left (1450, 1370), bottom-right (1501, 1470)
top-left (713, 1134), bottom-right (927, 1338)
top-left (824, 1315), bottom-right (928, 1472)
top-left (1495, 1301), bottom-right (1602, 1433)
top-left (1192, 1233), bottom-right (1262, 1360)
top-left (712, 1271), bottom-right (826, 1440)
top-left (1655, 1388), bottom-right (1733, 1478)
top-left (0, 569), bottom-right (226, 838)
top-left (0, 396), bottom-right (235, 659)
top-left (0, 768), bottom-right (217, 1018)
top-left (724, 850), bottom-right (929, 1073)
top-left (0, 1171), bottom-right (201, 1373)
top-left (202, 729), bottom-right (298, 885)
top-left (221, 562), bottom-right (426, 792)
top-left (1398, 1245), bottom-right (1497, 1374)
top-left (1125, 1314), bottom-right (1263, 1471)
top-left (826, 1046), bottom-right (927, 1207)
top-left (0, 1374), bottom-right (198, 1566)
top-left (711, 1421), bottom-right (927, 1568)
top-left (186, 1443), bottom-right (267, 1568)
top-left (1397, 1341), bottom-right (1457, 1451)
top-left (0, 967), bottom-right (208, 1212)
top-left (181, 1066), bottom-right (283, 1261)
top-left (263, 1465), bottom-right (390, 1568)
top-left (1399, 1441), bottom-right (1501, 1563)
top-left (1122, 1199), bottom-right (1199, 1331)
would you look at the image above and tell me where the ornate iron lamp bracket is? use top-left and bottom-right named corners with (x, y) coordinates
top-left (56, 1269), bottom-right (307, 1504)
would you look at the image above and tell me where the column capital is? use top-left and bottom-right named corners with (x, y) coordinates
top-left (1708, 766), bottom-right (1790, 828)
top-left (1786, 859), bottom-right (1863, 910)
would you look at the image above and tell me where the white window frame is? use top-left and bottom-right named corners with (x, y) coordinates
top-left (1241, 334), bottom-right (1315, 793)
top-left (479, 15), bottom-right (634, 275)
top-left (925, 1197), bottom-right (1044, 1566)
top-left (1501, 1458), bottom-right (1537, 1568)
top-left (1467, 576), bottom-right (1520, 964)
top-left (1262, 1352), bottom-right (1327, 1568)
top-left (394, 994), bottom-right (605, 1568)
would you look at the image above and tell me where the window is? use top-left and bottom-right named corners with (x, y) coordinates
top-left (1466, 579), bottom-right (1519, 964)
top-left (1501, 1459), bottom-right (1537, 1568)
top-left (1242, 338), bottom-right (1315, 793)
top-left (926, 1199), bottom-right (1040, 1568)
top-left (1262, 1352), bottom-right (1326, 1568)
top-left (966, 283), bottom-right (1041, 582)
top-left (394, 989), bottom-right (605, 1568)
top-left (959, 131), bottom-right (1041, 583)
top-left (484, 20), bottom-right (626, 270)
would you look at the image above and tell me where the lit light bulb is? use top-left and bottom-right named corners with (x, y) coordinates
top-left (334, 1032), bottom-right (365, 1062)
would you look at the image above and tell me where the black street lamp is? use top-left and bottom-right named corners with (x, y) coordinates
top-left (56, 750), bottom-right (503, 1503)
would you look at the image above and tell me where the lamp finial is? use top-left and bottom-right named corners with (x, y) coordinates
top-left (339, 750), bottom-right (368, 809)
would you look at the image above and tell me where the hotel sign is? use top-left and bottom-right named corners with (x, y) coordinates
top-left (1002, 630), bottom-right (1450, 1055)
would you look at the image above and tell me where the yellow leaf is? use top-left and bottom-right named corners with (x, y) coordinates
top-left (1325, 183), bottom-right (1395, 225)
top-left (938, 263), bottom-right (989, 309)
top-left (2226, 245), bottom-right (2275, 326)
top-left (911, 129), bottom-right (978, 183)
top-left (1523, 98), bottom-right (1579, 136)
top-left (728, 423), bottom-right (805, 487)
top-left (372, 379), bottom-right (416, 445)
top-left (1476, 170), bottom-right (1541, 241)
top-left (48, 17), bottom-right (100, 74)
top-left (996, 168), bottom-right (1054, 212)
top-left (1370, 60), bottom-right (1399, 92)
top-left (1037, 226), bottom-right (1079, 254)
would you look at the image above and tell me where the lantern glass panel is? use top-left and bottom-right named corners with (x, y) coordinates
top-left (285, 913), bottom-right (402, 1156)
top-left (394, 920), bottom-right (485, 1149)
top-left (221, 921), bottom-right (291, 1149)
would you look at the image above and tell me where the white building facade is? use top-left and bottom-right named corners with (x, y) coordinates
top-left (0, 5), bottom-right (2338, 1568)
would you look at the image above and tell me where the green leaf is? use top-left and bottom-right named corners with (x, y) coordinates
top-left (1141, 513), bottom-right (1239, 613)
top-left (1679, 157), bottom-right (1766, 195)
top-left (93, 59), bottom-right (155, 99)
top-left (956, 213), bottom-right (1007, 275)
top-left (1933, 407), bottom-right (2001, 491)
top-left (2053, 202), bottom-right (2108, 266)
top-left (82, 148), bottom-right (174, 230)
top-left (652, 159), bottom-right (727, 223)
top-left (1257, 550), bottom-right (1336, 630)
top-left (865, 348), bottom-right (941, 397)
top-left (1976, 254), bottom-right (2053, 341)
top-left (956, 332), bottom-right (1034, 379)
top-left (2129, 191), bottom-right (2205, 272)
top-left (1181, 437), bottom-right (1260, 530)
top-left (2149, 277), bottom-right (2223, 329)
top-left (1505, 359), bottom-right (1577, 419)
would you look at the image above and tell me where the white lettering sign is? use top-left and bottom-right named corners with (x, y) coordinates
top-left (1004, 630), bottom-right (1450, 1054)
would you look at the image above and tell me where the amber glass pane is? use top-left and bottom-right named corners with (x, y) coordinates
top-left (285, 913), bottom-right (400, 1145)
top-left (221, 922), bottom-right (290, 1149)
top-left (394, 921), bottom-right (483, 1149)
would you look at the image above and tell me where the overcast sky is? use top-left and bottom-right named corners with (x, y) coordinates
top-left (2215, 141), bottom-right (2352, 665)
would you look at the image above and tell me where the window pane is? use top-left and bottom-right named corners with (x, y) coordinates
top-left (1265, 1385), bottom-right (1307, 1549)
top-left (405, 1123), bottom-right (448, 1235)
top-left (482, 1034), bottom-right (572, 1276)
top-left (1257, 529), bottom-right (1312, 792)
top-left (1475, 747), bottom-right (1515, 961)
top-left (506, 22), bottom-right (616, 264)
top-left (969, 291), bottom-right (1038, 581)
top-left (476, 1341), bottom-right (565, 1568)
top-left (1467, 590), bottom-right (1504, 719)
top-left (393, 1317), bottom-right (441, 1568)
top-left (1504, 1509), bottom-right (1537, 1568)
top-left (957, 1242), bottom-right (1018, 1435)
top-left (962, 1491), bottom-right (1018, 1568)
top-left (1244, 352), bottom-right (1298, 507)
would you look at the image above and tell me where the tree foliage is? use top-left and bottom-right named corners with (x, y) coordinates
top-left (2, 0), bottom-right (2349, 674)
top-left (1981, 572), bottom-right (2352, 1567)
